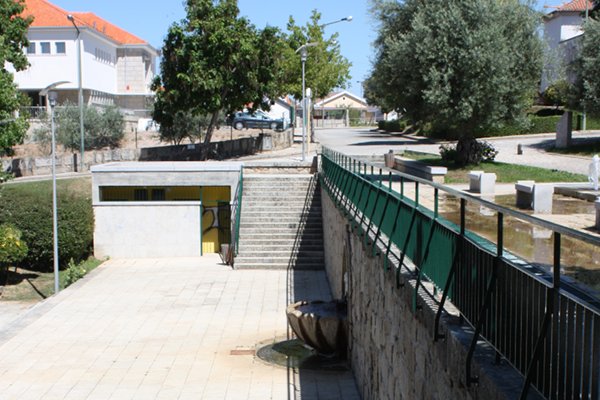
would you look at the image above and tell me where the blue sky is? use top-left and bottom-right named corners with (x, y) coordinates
top-left (48, 0), bottom-right (549, 97)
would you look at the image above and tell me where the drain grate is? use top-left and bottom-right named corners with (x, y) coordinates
top-left (230, 349), bottom-right (256, 356)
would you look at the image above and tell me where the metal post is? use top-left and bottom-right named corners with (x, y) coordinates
top-left (68, 15), bottom-right (84, 172)
top-left (301, 53), bottom-right (306, 161)
top-left (77, 34), bottom-right (84, 171)
top-left (49, 91), bottom-right (60, 294)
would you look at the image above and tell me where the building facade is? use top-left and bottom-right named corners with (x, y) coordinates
top-left (541, 0), bottom-right (593, 91)
top-left (9, 0), bottom-right (158, 115)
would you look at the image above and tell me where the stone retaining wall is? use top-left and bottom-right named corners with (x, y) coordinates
top-left (321, 189), bottom-right (526, 400)
top-left (2, 130), bottom-right (293, 177)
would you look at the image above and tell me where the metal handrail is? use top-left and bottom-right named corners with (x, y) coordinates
top-left (227, 167), bottom-right (243, 267)
top-left (320, 147), bottom-right (600, 399)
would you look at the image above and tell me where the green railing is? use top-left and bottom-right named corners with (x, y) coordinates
top-left (320, 148), bottom-right (600, 399)
top-left (227, 167), bottom-right (243, 266)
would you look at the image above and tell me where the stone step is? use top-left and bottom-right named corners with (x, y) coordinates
top-left (237, 236), bottom-right (324, 244)
top-left (239, 226), bottom-right (323, 234)
top-left (237, 244), bottom-right (323, 251)
top-left (236, 250), bottom-right (324, 258)
top-left (234, 262), bottom-right (324, 270)
top-left (240, 218), bottom-right (322, 225)
top-left (242, 195), bottom-right (320, 201)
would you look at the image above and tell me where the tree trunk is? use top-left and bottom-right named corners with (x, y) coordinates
top-left (455, 137), bottom-right (480, 166)
top-left (203, 110), bottom-right (221, 145)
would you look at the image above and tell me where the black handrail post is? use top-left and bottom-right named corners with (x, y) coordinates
top-left (520, 233), bottom-right (560, 399)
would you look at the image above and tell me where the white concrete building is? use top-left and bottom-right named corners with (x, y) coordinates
top-left (10, 0), bottom-right (158, 115)
top-left (91, 162), bottom-right (242, 259)
top-left (541, 0), bottom-right (593, 91)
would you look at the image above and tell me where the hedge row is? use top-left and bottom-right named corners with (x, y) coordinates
top-left (0, 180), bottom-right (93, 272)
top-left (379, 113), bottom-right (600, 138)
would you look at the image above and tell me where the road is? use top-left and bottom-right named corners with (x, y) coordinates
top-left (315, 128), bottom-right (600, 176)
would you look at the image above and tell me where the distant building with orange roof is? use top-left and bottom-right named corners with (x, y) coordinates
top-left (9, 0), bottom-right (159, 115)
top-left (541, 0), bottom-right (593, 91)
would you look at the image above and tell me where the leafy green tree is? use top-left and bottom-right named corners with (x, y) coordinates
top-left (152, 0), bottom-right (284, 145)
top-left (367, 0), bottom-right (542, 165)
top-left (543, 79), bottom-right (571, 108)
top-left (0, 0), bottom-right (32, 155)
top-left (571, 18), bottom-right (600, 117)
top-left (280, 10), bottom-right (352, 103)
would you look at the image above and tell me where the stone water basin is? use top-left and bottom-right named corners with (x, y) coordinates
top-left (286, 300), bottom-right (348, 356)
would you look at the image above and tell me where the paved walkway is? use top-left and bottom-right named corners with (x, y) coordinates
top-left (0, 256), bottom-right (359, 400)
top-left (315, 128), bottom-right (600, 175)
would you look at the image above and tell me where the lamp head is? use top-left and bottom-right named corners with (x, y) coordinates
top-left (344, 16), bottom-right (353, 22)
top-left (67, 14), bottom-right (74, 22)
top-left (48, 91), bottom-right (58, 107)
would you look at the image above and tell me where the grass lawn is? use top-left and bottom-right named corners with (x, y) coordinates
top-left (402, 150), bottom-right (587, 184)
top-left (0, 258), bottom-right (103, 302)
top-left (3, 175), bottom-right (91, 194)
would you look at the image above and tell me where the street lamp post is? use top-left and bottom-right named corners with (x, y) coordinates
top-left (48, 91), bottom-right (60, 294)
top-left (67, 14), bottom-right (84, 172)
top-left (295, 43), bottom-right (317, 161)
top-left (294, 16), bottom-right (352, 161)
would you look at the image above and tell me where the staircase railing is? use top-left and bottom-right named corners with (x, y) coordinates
top-left (227, 167), bottom-right (243, 267)
top-left (320, 147), bottom-right (600, 399)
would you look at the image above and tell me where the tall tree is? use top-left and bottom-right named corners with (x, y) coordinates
top-left (0, 0), bottom-right (32, 155)
top-left (367, 0), bottom-right (542, 165)
top-left (280, 10), bottom-right (352, 102)
top-left (152, 0), bottom-right (284, 145)
top-left (571, 10), bottom-right (600, 116)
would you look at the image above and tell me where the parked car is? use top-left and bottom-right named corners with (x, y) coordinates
top-left (227, 110), bottom-right (284, 131)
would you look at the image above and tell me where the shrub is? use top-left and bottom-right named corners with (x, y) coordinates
top-left (378, 119), bottom-right (406, 132)
top-left (33, 103), bottom-right (125, 151)
top-left (63, 258), bottom-right (86, 287)
top-left (542, 80), bottom-right (571, 108)
top-left (0, 224), bottom-right (28, 266)
top-left (0, 181), bottom-right (93, 272)
top-left (439, 140), bottom-right (498, 165)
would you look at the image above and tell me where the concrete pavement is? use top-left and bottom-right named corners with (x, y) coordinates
top-left (0, 256), bottom-right (359, 400)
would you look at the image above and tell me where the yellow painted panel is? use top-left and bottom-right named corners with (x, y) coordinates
top-left (201, 186), bottom-right (231, 254)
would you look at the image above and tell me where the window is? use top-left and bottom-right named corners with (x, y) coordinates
top-left (40, 42), bottom-right (50, 54)
top-left (26, 43), bottom-right (36, 54)
top-left (55, 42), bottom-right (66, 54)
top-left (151, 189), bottom-right (166, 201)
top-left (134, 189), bottom-right (148, 201)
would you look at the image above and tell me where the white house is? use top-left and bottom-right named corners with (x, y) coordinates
top-left (542, 0), bottom-right (593, 91)
top-left (9, 0), bottom-right (159, 115)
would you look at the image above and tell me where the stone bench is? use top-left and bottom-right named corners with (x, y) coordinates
top-left (392, 157), bottom-right (447, 184)
top-left (515, 180), bottom-right (553, 213)
top-left (468, 170), bottom-right (496, 194)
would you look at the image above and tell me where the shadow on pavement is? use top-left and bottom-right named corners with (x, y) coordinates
top-left (282, 175), bottom-right (360, 400)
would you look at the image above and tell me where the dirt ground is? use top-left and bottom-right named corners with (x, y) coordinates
top-left (12, 126), bottom-right (265, 158)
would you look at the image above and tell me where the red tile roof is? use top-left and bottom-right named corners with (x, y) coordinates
top-left (554, 0), bottom-right (594, 12)
top-left (22, 0), bottom-right (148, 45)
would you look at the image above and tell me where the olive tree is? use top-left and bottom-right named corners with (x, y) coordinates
top-left (367, 0), bottom-right (542, 165)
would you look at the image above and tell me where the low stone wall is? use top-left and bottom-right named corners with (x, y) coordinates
top-left (2, 148), bottom-right (140, 177)
top-left (321, 190), bottom-right (525, 400)
top-left (139, 131), bottom-right (292, 161)
top-left (2, 130), bottom-right (293, 177)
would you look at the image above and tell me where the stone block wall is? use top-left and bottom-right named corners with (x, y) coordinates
top-left (2, 130), bottom-right (293, 177)
top-left (321, 190), bottom-right (527, 400)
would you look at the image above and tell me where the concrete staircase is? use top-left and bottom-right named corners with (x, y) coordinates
top-left (234, 174), bottom-right (324, 270)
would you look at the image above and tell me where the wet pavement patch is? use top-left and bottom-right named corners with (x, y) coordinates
top-left (256, 339), bottom-right (349, 371)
